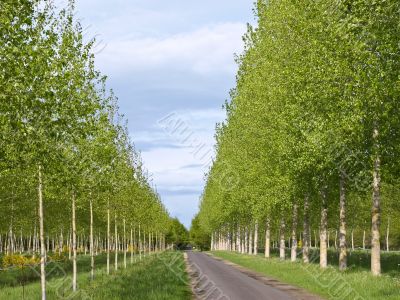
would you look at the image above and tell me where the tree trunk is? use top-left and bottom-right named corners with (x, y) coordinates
top-left (303, 194), bottom-right (310, 263)
top-left (280, 218), bottom-right (285, 260)
top-left (248, 228), bottom-right (253, 255)
top-left (130, 226), bottom-right (133, 264)
top-left (339, 172), bottom-right (347, 271)
top-left (90, 198), bottom-right (94, 280)
top-left (334, 230), bottom-right (337, 249)
top-left (236, 226), bottom-right (240, 253)
top-left (327, 230), bottom-right (330, 249)
top-left (363, 230), bottom-right (366, 250)
top-left (265, 219), bottom-right (270, 258)
top-left (351, 229), bottom-right (354, 251)
top-left (291, 203), bottom-right (298, 262)
top-left (72, 190), bottom-right (77, 291)
top-left (114, 213), bottom-right (118, 271)
top-left (371, 126), bottom-right (381, 276)
top-left (123, 219), bottom-right (127, 269)
top-left (139, 225), bottom-right (142, 260)
top-left (386, 218), bottom-right (389, 252)
top-left (253, 221), bottom-right (258, 255)
top-left (38, 165), bottom-right (46, 300)
top-left (320, 188), bottom-right (328, 268)
top-left (107, 201), bottom-right (110, 275)
top-left (244, 228), bottom-right (248, 254)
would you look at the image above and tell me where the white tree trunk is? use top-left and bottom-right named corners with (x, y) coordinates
top-left (291, 204), bottom-right (298, 262)
top-left (254, 221), bottom-right (258, 255)
top-left (303, 194), bottom-right (310, 263)
top-left (279, 219), bottom-right (285, 260)
top-left (265, 219), bottom-right (270, 258)
top-left (236, 227), bottom-right (240, 253)
top-left (371, 126), bottom-right (381, 276)
top-left (38, 166), bottom-right (46, 300)
top-left (72, 191), bottom-right (77, 291)
top-left (123, 219), bottom-right (127, 269)
top-left (139, 225), bottom-right (142, 260)
top-left (130, 226), bottom-right (133, 264)
top-left (320, 188), bottom-right (328, 268)
top-left (339, 172), bottom-right (347, 271)
top-left (248, 228), bottom-right (253, 255)
top-left (244, 228), bottom-right (248, 254)
top-left (114, 213), bottom-right (118, 271)
top-left (386, 218), bottom-right (389, 252)
top-left (90, 198), bottom-right (94, 280)
top-left (107, 201), bottom-right (110, 275)
top-left (363, 230), bottom-right (366, 250)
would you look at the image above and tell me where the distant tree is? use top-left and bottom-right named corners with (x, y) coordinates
top-left (190, 214), bottom-right (210, 251)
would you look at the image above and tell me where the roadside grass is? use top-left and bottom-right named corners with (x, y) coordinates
top-left (0, 253), bottom-right (125, 287)
top-left (264, 248), bottom-right (400, 277)
top-left (0, 251), bottom-right (191, 300)
top-left (212, 251), bottom-right (400, 300)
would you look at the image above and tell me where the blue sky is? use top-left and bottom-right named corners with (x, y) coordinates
top-left (73, 0), bottom-right (255, 228)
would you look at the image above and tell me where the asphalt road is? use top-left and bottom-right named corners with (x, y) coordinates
top-left (186, 251), bottom-right (296, 300)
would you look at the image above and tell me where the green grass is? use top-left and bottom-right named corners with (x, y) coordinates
top-left (0, 252), bottom-right (191, 300)
top-left (212, 251), bottom-right (400, 300)
top-left (0, 253), bottom-right (126, 287)
top-left (262, 247), bottom-right (400, 277)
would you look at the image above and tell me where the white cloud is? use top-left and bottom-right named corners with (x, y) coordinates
top-left (139, 108), bottom-right (225, 217)
top-left (97, 22), bottom-right (246, 75)
top-left (162, 194), bottom-right (200, 228)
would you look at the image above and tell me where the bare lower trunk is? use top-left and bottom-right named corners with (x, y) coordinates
top-left (236, 226), bottom-right (240, 253)
top-left (244, 228), bottom-right (248, 254)
top-left (38, 166), bottom-right (46, 300)
top-left (320, 188), bottom-right (328, 268)
top-left (253, 222), bottom-right (258, 255)
top-left (303, 194), bottom-right (310, 263)
top-left (371, 126), bottom-right (381, 276)
top-left (123, 219), bottom-right (127, 269)
top-left (130, 226), bottom-right (133, 264)
top-left (107, 201), bottom-right (110, 275)
top-left (90, 198), bottom-right (94, 280)
top-left (291, 204), bottom-right (298, 262)
top-left (363, 230), bottom-right (366, 250)
top-left (327, 230), bottom-right (330, 248)
top-left (279, 219), bottom-right (285, 260)
top-left (248, 228), bottom-right (253, 255)
top-left (339, 172), bottom-right (347, 271)
top-left (114, 213), bottom-right (118, 271)
top-left (72, 191), bottom-right (77, 291)
top-left (386, 219), bottom-right (389, 252)
top-left (139, 225), bottom-right (142, 260)
top-left (265, 219), bottom-right (270, 258)
top-left (334, 230), bottom-right (337, 249)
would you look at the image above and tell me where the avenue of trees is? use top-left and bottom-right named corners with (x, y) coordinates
top-left (1, 1), bottom-right (173, 299)
top-left (197, 0), bottom-right (400, 276)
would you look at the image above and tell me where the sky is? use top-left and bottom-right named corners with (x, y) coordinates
top-left (72, 0), bottom-right (255, 228)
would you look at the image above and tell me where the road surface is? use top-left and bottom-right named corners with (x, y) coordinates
top-left (186, 251), bottom-right (298, 300)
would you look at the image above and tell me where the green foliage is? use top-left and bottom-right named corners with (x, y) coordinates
top-left (197, 0), bottom-right (400, 263)
top-left (189, 214), bottom-right (210, 251)
top-left (166, 218), bottom-right (189, 249)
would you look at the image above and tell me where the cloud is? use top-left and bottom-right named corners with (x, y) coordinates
top-left (97, 22), bottom-right (246, 76)
top-left (162, 194), bottom-right (200, 228)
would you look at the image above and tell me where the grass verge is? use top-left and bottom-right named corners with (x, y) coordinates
top-left (0, 251), bottom-right (191, 300)
top-left (212, 251), bottom-right (400, 300)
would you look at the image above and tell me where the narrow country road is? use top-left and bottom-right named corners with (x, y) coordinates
top-left (186, 251), bottom-right (297, 300)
